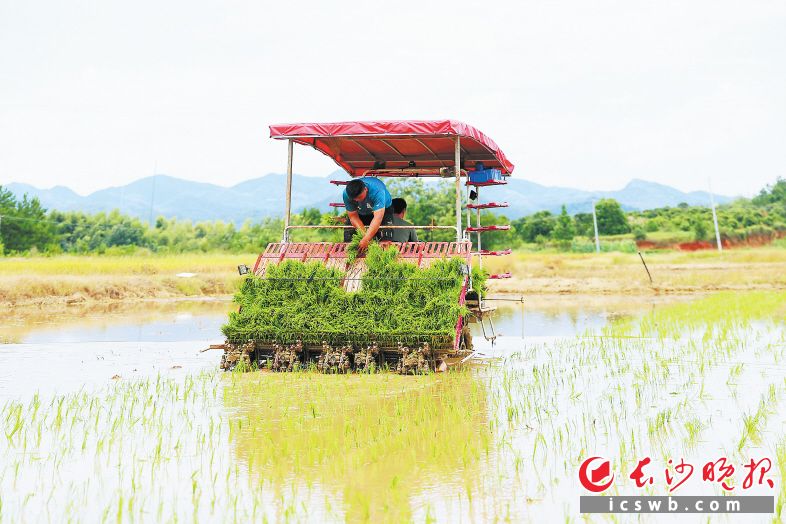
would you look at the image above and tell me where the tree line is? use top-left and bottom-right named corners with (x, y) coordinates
top-left (1, 178), bottom-right (785, 255)
top-left (0, 179), bottom-right (511, 255)
top-left (512, 178), bottom-right (786, 247)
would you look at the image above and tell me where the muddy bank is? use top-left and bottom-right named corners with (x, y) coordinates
top-left (0, 273), bottom-right (237, 308)
top-left (486, 256), bottom-right (786, 295)
top-left (636, 230), bottom-right (786, 251)
top-left (3, 250), bottom-right (786, 307)
top-left (489, 276), bottom-right (786, 295)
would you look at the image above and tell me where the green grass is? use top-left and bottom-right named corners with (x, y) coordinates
top-left (0, 253), bottom-right (256, 276)
top-left (643, 230), bottom-right (695, 242)
top-left (0, 253), bottom-right (252, 304)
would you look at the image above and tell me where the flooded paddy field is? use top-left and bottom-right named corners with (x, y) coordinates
top-left (2, 292), bottom-right (785, 522)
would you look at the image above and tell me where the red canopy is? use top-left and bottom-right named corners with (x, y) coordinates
top-left (269, 120), bottom-right (515, 176)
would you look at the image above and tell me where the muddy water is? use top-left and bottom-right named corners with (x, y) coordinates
top-left (0, 296), bottom-right (631, 398)
top-left (0, 300), bottom-right (229, 397)
top-left (0, 299), bottom-right (231, 344)
top-left (3, 294), bottom-right (781, 522)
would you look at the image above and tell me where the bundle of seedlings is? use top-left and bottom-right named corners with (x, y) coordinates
top-left (221, 243), bottom-right (482, 371)
top-left (346, 230), bottom-right (365, 264)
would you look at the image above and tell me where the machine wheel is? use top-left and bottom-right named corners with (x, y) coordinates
top-left (462, 325), bottom-right (473, 353)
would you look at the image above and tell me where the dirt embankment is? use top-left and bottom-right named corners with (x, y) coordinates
top-left (2, 249), bottom-right (786, 308)
top-left (484, 251), bottom-right (786, 296)
top-left (636, 231), bottom-right (786, 252)
top-left (0, 273), bottom-right (238, 308)
top-left (0, 254), bottom-right (251, 308)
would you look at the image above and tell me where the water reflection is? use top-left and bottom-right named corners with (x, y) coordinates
top-left (469, 294), bottom-right (669, 340)
top-left (0, 300), bottom-right (230, 398)
top-left (223, 372), bottom-right (491, 522)
top-left (488, 304), bottom-right (610, 337)
top-left (1, 300), bottom-right (231, 344)
top-left (0, 296), bottom-right (664, 399)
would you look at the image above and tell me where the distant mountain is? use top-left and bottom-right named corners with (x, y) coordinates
top-left (499, 178), bottom-right (733, 217)
top-left (5, 173), bottom-right (339, 224)
top-left (3, 174), bottom-right (733, 223)
top-left (5, 184), bottom-right (84, 209)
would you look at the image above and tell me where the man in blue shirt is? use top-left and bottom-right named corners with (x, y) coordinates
top-left (343, 177), bottom-right (394, 249)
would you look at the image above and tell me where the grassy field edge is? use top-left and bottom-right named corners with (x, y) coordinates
top-left (2, 248), bottom-right (786, 306)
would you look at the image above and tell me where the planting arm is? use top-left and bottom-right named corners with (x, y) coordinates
top-left (346, 210), bottom-right (366, 235)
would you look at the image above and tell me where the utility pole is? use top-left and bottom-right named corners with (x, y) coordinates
top-left (592, 200), bottom-right (600, 253)
top-left (709, 179), bottom-right (722, 252)
top-left (283, 140), bottom-right (293, 242)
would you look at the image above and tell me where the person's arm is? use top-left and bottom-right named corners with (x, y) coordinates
top-left (409, 228), bottom-right (418, 242)
top-left (359, 208), bottom-right (385, 251)
top-left (346, 210), bottom-right (365, 233)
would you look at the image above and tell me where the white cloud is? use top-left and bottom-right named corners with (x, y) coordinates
top-left (1, 0), bottom-right (784, 197)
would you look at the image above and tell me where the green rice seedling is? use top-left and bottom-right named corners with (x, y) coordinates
top-left (222, 243), bottom-right (481, 348)
top-left (737, 400), bottom-right (769, 452)
top-left (683, 418), bottom-right (703, 448)
top-left (727, 363), bottom-right (744, 386)
top-left (345, 230), bottom-right (366, 265)
top-left (775, 438), bottom-right (786, 521)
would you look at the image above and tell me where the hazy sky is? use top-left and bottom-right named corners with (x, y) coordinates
top-left (1, 0), bottom-right (784, 196)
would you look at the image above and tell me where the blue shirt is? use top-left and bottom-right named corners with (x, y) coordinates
top-left (343, 177), bottom-right (392, 215)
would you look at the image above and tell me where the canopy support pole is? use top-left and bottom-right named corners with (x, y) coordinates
top-left (455, 137), bottom-right (462, 242)
top-left (283, 139), bottom-right (294, 242)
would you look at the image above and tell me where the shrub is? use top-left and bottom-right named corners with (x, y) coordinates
top-left (552, 205), bottom-right (575, 248)
top-left (595, 199), bottom-right (630, 235)
top-left (570, 239), bottom-right (637, 254)
top-left (692, 219), bottom-right (708, 241)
